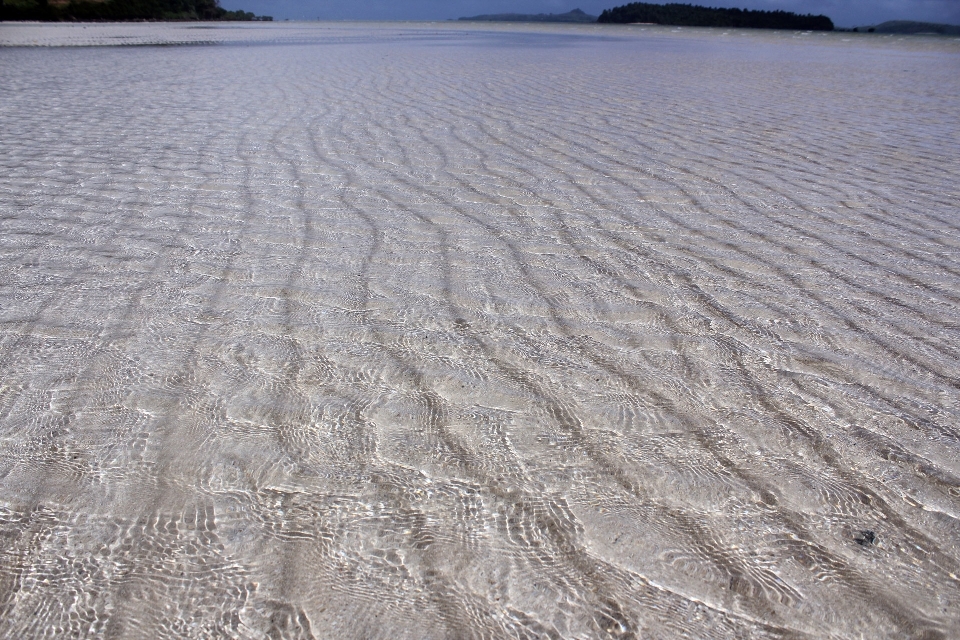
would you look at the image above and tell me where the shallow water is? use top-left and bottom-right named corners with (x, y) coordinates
top-left (1, 22), bottom-right (959, 639)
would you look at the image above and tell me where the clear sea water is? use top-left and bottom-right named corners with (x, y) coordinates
top-left (1, 21), bottom-right (959, 639)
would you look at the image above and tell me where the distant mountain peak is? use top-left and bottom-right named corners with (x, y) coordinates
top-left (458, 8), bottom-right (597, 23)
top-left (862, 20), bottom-right (960, 35)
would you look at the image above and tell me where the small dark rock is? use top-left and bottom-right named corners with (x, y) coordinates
top-left (855, 530), bottom-right (877, 546)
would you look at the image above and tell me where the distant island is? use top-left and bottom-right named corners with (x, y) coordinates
top-left (852, 20), bottom-right (960, 35)
top-left (0, 0), bottom-right (272, 21)
top-left (597, 2), bottom-right (834, 30)
top-left (458, 8), bottom-right (596, 23)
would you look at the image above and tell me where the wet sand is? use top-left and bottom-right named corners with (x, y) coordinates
top-left (1, 22), bottom-right (959, 639)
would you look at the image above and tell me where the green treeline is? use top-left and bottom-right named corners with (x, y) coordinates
top-left (597, 2), bottom-right (833, 30)
top-left (0, 0), bottom-right (271, 21)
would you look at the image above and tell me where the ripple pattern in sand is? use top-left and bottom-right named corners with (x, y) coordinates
top-left (1, 23), bottom-right (959, 639)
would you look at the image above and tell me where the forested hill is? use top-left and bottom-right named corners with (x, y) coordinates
top-left (597, 2), bottom-right (834, 30)
top-left (0, 0), bottom-right (271, 21)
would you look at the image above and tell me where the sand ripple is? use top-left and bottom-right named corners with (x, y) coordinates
top-left (1, 22), bottom-right (959, 639)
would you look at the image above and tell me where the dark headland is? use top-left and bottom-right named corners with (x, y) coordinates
top-left (0, 0), bottom-right (271, 21)
top-left (458, 3), bottom-right (834, 31)
top-left (597, 2), bottom-right (833, 30)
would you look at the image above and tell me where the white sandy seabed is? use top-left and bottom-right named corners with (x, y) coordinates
top-left (1, 20), bottom-right (959, 640)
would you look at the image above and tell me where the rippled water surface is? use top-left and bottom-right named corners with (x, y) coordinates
top-left (1, 22), bottom-right (959, 639)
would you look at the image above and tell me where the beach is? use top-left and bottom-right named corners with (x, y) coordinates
top-left (1, 21), bottom-right (959, 638)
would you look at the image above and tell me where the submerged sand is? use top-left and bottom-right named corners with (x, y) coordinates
top-left (1, 22), bottom-right (959, 639)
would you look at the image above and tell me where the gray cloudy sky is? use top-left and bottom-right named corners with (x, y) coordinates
top-left (219, 0), bottom-right (960, 27)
